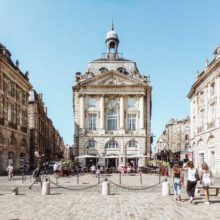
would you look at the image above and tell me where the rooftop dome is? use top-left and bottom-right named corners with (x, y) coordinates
top-left (106, 30), bottom-right (119, 42)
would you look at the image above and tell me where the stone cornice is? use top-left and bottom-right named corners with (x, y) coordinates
top-left (0, 58), bottom-right (32, 90)
top-left (76, 69), bottom-right (150, 87)
top-left (188, 58), bottom-right (220, 98)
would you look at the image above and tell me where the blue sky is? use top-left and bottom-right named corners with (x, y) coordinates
top-left (1, 1), bottom-right (220, 146)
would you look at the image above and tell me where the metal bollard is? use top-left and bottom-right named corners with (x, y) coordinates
top-left (161, 179), bottom-right (170, 196)
top-left (77, 171), bottom-right (79, 184)
top-left (140, 172), bottom-right (142, 185)
top-left (119, 172), bottom-right (121, 185)
top-left (42, 177), bottom-right (50, 195)
top-left (102, 179), bottom-right (110, 195)
top-left (98, 174), bottom-right (100, 184)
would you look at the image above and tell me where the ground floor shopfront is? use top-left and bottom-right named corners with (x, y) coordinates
top-left (79, 154), bottom-right (145, 171)
top-left (0, 127), bottom-right (29, 174)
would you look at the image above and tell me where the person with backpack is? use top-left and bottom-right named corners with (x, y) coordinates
top-left (29, 166), bottom-right (42, 189)
top-left (201, 163), bottom-right (213, 204)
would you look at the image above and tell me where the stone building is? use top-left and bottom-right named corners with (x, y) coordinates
top-left (29, 89), bottom-right (64, 167)
top-left (73, 26), bottom-right (152, 168)
top-left (0, 43), bottom-right (32, 173)
top-left (188, 46), bottom-right (220, 176)
top-left (154, 117), bottom-right (190, 162)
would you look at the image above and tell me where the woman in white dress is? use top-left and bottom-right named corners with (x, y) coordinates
top-left (201, 163), bottom-right (213, 204)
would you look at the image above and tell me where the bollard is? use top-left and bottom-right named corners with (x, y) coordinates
top-left (98, 174), bottom-right (100, 184)
top-left (119, 172), bottom-right (121, 185)
top-left (102, 179), bottom-right (110, 195)
top-left (56, 176), bottom-right (58, 185)
top-left (161, 179), bottom-right (170, 196)
top-left (12, 187), bottom-right (18, 195)
top-left (140, 172), bottom-right (142, 185)
top-left (77, 171), bottom-right (79, 184)
top-left (42, 178), bottom-right (50, 195)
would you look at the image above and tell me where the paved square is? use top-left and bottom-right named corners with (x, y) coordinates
top-left (0, 174), bottom-right (220, 220)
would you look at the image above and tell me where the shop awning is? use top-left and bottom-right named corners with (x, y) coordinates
top-left (76, 154), bottom-right (98, 159)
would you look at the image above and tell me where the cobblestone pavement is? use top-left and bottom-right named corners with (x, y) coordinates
top-left (0, 174), bottom-right (220, 220)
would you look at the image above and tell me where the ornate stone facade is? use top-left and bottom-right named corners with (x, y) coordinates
top-left (73, 26), bottom-right (152, 168)
top-left (154, 117), bottom-right (190, 162)
top-left (0, 43), bottom-right (32, 173)
top-left (29, 90), bottom-right (64, 167)
top-left (188, 46), bottom-right (220, 176)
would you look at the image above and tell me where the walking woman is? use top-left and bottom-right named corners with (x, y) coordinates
top-left (201, 163), bottom-right (213, 204)
top-left (172, 163), bottom-right (183, 201)
top-left (184, 161), bottom-right (198, 204)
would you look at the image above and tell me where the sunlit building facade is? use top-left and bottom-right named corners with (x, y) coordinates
top-left (0, 43), bottom-right (32, 173)
top-left (73, 26), bottom-right (152, 168)
top-left (188, 46), bottom-right (220, 176)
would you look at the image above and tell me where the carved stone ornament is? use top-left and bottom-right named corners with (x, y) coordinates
top-left (97, 77), bottom-right (125, 85)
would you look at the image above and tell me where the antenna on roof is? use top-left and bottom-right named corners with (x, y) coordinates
top-left (111, 2), bottom-right (115, 30)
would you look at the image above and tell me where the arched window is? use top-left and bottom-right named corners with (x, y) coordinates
top-left (105, 140), bottom-right (119, 149)
top-left (107, 111), bottom-right (117, 130)
top-left (128, 140), bottom-right (137, 148)
top-left (87, 140), bottom-right (96, 148)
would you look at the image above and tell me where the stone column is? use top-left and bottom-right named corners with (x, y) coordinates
top-left (79, 95), bottom-right (85, 129)
top-left (139, 96), bottom-right (144, 129)
top-left (119, 96), bottom-right (124, 129)
top-left (100, 95), bottom-right (105, 131)
top-left (216, 76), bottom-right (220, 126)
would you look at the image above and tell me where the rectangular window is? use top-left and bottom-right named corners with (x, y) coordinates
top-left (128, 98), bottom-right (137, 108)
top-left (8, 104), bottom-right (12, 122)
top-left (210, 151), bottom-right (215, 170)
top-left (107, 111), bottom-right (117, 130)
top-left (210, 83), bottom-right (215, 97)
top-left (128, 114), bottom-right (136, 131)
top-left (200, 109), bottom-right (205, 129)
top-left (199, 153), bottom-right (204, 168)
top-left (22, 92), bottom-right (26, 105)
top-left (88, 98), bottom-right (97, 108)
top-left (211, 106), bottom-right (216, 124)
top-left (89, 114), bottom-right (96, 130)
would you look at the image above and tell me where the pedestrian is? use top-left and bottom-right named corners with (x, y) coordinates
top-left (90, 164), bottom-right (96, 175)
top-left (96, 163), bottom-right (101, 178)
top-left (172, 163), bottom-right (182, 201)
top-left (7, 164), bottom-right (13, 181)
top-left (29, 166), bottom-right (42, 189)
top-left (201, 163), bottom-right (213, 204)
top-left (53, 162), bottom-right (60, 178)
top-left (184, 161), bottom-right (199, 204)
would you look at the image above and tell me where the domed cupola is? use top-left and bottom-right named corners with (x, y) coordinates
top-left (105, 23), bottom-right (119, 58)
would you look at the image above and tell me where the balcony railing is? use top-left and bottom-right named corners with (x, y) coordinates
top-left (197, 127), bottom-right (204, 133)
top-left (207, 122), bottom-right (215, 129)
top-left (8, 121), bottom-right (17, 130)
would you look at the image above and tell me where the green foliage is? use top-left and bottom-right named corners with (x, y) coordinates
top-left (148, 160), bottom-right (170, 167)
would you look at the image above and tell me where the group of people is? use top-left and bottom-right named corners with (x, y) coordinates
top-left (90, 164), bottom-right (103, 177)
top-left (172, 161), bottom-right (213, 204)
